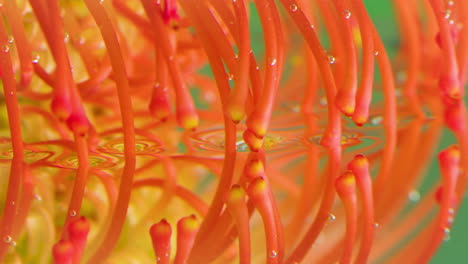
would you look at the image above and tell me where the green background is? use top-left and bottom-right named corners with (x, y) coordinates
top-left (249, 0), bottom-right (467, 262)
top-left (364, 1), bottom-right (465, 263)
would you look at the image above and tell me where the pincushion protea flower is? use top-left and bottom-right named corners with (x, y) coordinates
top-left (0, 0), bottom-right (467, 263)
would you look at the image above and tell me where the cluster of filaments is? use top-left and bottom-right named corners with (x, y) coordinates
top-left (0, 0), bottom-right (467, 263)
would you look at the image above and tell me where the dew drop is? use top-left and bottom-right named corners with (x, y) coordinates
top-left (447, 215), bottom-right (454, 224)
top-left (32, 54), bottom-right (40, 64)
top-left (64, 33), bottom-right (70, 43)
top-left (100, 0), bottom-right (105, 4)
top-left (269, 57), bottom-right (277, 66)
top-left (3, 235), bottom-right (12, 244)
top-left (344, 10), bottom-right (351, 19)
top-left (444, 10), bottom-right (451, 19)
top-left (374, 51), bottom-right (379, 56)
top-left (443, 227), bottom-right (451, 241)
top-left (11, 241), bottom-right (17, 247)
top-left (447, 0), bottom-right (454, 6)
top-left (449, 19), bottom-right (455, 25)
top-left (328, 55), bottom-right (336, 64)
top-left (408, 190), bottom-right (420, 202)
top-left (328, 213), bottom-right (336, 221)
top-left (69, 210), bottom-right (77, 217)
top-left (1, 45), bottom-right (9, 53)
top-left (228, 73), bottom-right (234, 80)
top-left (7, 36), bottom-right (14, 44)
top-left (370, 115), bottom-right (383, 125)
top-left (34, 194), bottom-right (42, 201)
top-left (78, 37), bottom-right (85, 45)
top-left (319, 97), bottom-right (328, 106)
top-left (270, 250), bottom-right (278, 258)
top-left (374, 222), bottom-right (380, 228)
top-left (289, 4), bottom-right (298, 12)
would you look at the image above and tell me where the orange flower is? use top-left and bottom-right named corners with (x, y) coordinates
top-left (0, 0), bottom-right (467, 263)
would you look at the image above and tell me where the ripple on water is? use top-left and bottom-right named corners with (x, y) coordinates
top-left (52, 153), bottom-right (118, 169)
top-left (98, 138), bottom-right (164, 155)
top-left (191, 128), bottom-right (301, 153)
top-left (309, 131), bottom-right (363, 148)
top-left (0, 138), bottom-right (54, 164)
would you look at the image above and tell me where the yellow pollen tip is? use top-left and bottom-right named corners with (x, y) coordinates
top-left (244, 130), bottom-right (264, 152)
top-left (341, 103), bottom-right (355, 116)
top-left (336, 171), bottom-right (356, 197)
top-left (181, 114), bottom-right (199, 130)
top-left (249, 138), bottom-right (263, 152)
top-left (352, 155), bottom-right (368, 168)
top-left (229, 107), bottom-right (245, 123)
top-left (152, 223), bottom-right (171, 234)
top-left (442, 145), bottom-right (461, 162)
top-left (448, 87), bottom-right (461, 99)
top-left (248, 160), bottom-right (264, 176)
top-left (352, 27), bottom-right (362, 47)
top-left (340, 172), bottom-right (356, 186)
top-left (228, 186), bottom-right (246, 203)
top-left (353, 115), bottom-right (367, 126)
top-left (180, 216), bottom-right (199, 231)
top-left (249, 178), bottom-right (268, 197)
top-left (255, 127), bottom-right (267, 137)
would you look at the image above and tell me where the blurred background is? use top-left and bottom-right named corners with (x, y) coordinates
top-left (365, 1), bottom-right (466, 263)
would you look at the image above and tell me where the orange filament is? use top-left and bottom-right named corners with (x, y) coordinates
top-left (149, 219), bottom-right (172, 264)
top-left (245, 0), bottom-right (284, 145)
top-left (175, 215), bottom-right (199, 264)
top-left (0, 1), bottom-right (467, 263)
top-left (417, 146), bottom-right (460, 263)
top-left (369, 21), bottom-right (397, 208)
top-left (62, 132), bottom-right (89, 232)
top-left (393, 0), bottom-right (425, 117)
top-left (347, 154), bottom-right (374, 263)
top-left (2, 0), bottom-right (33, 88)
top-left (67, 217), bottom-right (90, 264)
top-left (143, 2), bottom-right (171, 122)
top-left (350, 0), bottom-right (375, 126)
top-left (0, 14), bottom-right (25, 262)
top-left (227, 185), bottom-right (251, 264)
top-left (83, 0), bottom-right (136, 262)
top-left (247, 177), bottom-right (280, 264)
top-left (333, 0), bottom-right (358, 116)
top-left (140, 0), bottom-right (199, 130)
top-left (178, 1), bottom-right (238, 260)
top-left (430, 0), bottom-right (461, 99)
top-left (335, 171), bottom-right (358, 264)
top-left (227, 0), bottom-right (251, 123)
top-left (458, 0), bottom-right (468, 85)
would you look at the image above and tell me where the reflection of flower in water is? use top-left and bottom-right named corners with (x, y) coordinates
top-left (0, 0), bottom-right (467, 263)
